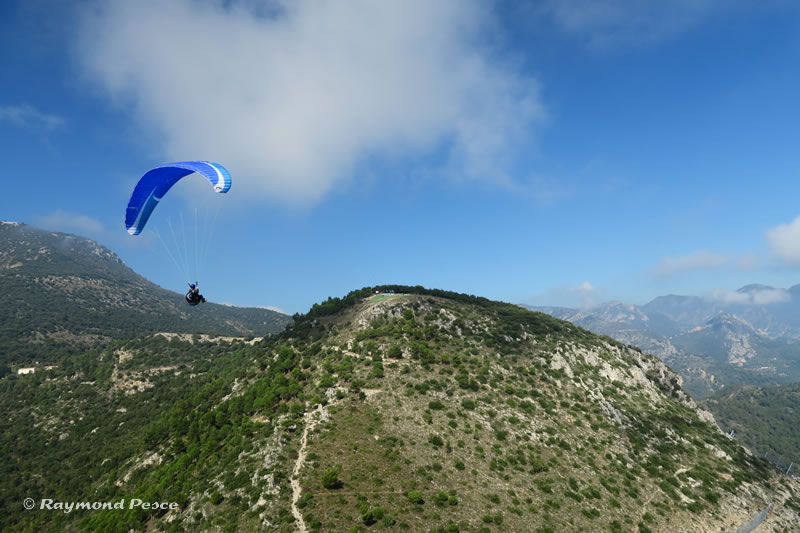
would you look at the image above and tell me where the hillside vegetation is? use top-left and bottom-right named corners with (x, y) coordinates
top-left (3, 286), bottom-right (798, 532)
top-left (0, 223), bottom-right (290, 365)
top-left (703, 383), bottom-right (800, 471)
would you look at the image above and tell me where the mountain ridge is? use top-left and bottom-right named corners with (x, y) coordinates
top-left (0, 222), bottom-right (291, 365)
top-left (523, 287), bottom-right (800, 397)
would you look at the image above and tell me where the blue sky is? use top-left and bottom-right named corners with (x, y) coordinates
top-left (3, 0), bottom-right (800, 314)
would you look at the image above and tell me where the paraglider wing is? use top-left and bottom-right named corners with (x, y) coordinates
top-left (125, 161), bottom-right (231, 235)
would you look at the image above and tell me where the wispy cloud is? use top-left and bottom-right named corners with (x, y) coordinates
top-left (766, 216), bottom-right (800, 266)
top-left (35, 210), bottom-right (104, 236)
top-left (652, 249), bottom-right (768, 279)
top-left (76, 0), bottom-right (545, 207)
top-left (652, 250), bottom-right (728, 279)
top-left (537, 0), bottom-right (718, 48)
top-left (0, 104), bottom-right (65, 130)
top-left (258, 305), bottom-right (287, 315)
top-left (710, 287), bottom-right (791, 305)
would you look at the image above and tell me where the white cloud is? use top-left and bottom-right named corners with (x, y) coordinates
top-left (537, 0), bottom-right (717, 48)
top-left (75, 0), bottom-right (544, 206)
top-left (35, 210), bottom-right (105, 236)
top-left (749, 289), bottom-right (791, 305)
top-left (766, 216), bottom-right (800, 266)
top-left (0, 104), bottom-right (65, 130)
top-left (652, 250), bottom-right (728, 279)
top-left (543, 281), bottom-right (604, 309)
top-left (710, 288), bottom-right (791, 305)
top-left (574, 281), bottom-right (594, 292)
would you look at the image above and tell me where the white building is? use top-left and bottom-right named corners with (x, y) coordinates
top-left (17, 367), bottom-right (35, 375)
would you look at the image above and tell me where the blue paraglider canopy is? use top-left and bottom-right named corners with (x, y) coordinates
top-left (125, 161), bottom-right (231, 236)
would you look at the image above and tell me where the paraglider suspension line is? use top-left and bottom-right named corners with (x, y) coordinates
top-left (180, 210), bottom-right (190, 282)
top-left (151, 227), bottom-right (186, 280)
top-left (167, 216), bottom-right (190, 283)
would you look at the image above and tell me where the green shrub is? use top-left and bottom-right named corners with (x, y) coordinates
top-left (387, 345), bottom-right (403, 359)
top-left (407, 490), bottom-right (424, 504)
top-left (361, 507), bottom-right (385, 525)
top-left (321, 467), bottom-right (342, 489)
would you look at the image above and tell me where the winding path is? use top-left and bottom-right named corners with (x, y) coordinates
top-left (291, 405), bottom-right (324, 533)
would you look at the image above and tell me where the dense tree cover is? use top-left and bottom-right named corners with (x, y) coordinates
top-left (77, 335), bottom-right (313, 532)
top-left (0, 334), bottom-right (284, 532)
top-left (703, 383), bottom-right (800, 467)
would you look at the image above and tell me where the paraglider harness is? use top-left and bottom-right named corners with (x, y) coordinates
top-left (186, 282), bottom-right (206, 306)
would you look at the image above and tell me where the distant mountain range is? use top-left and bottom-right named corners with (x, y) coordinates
top-left (524, 284), bottom-right (800, 397)
top-left (0, 222), bottom-right (291, 364)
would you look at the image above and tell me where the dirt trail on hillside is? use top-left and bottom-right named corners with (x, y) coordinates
top-left (290, 388), bottom-right (375, 531)
top-left (291, 405), bottom-right (324, 533)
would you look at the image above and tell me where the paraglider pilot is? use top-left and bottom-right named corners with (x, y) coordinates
top-left (186, 282), bottom-right (206, 305)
